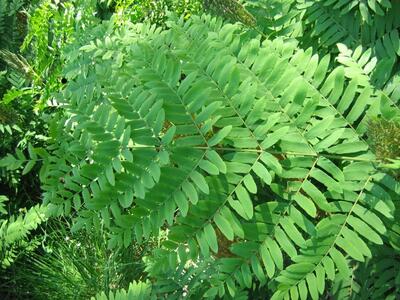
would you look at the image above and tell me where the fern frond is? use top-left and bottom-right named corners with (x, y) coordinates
top-left (43, 13), bottom-right (400, 299)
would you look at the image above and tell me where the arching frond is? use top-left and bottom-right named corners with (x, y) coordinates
top-left (41, 12), bottom-right (400, 299)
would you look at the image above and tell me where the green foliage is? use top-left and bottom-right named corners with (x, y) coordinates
top-left (114, 0), bottom-right (203, 25)
top-left (92, 280), bottom-right (152, 300)
top-left (0, 0), bottom-right (29, 98)
top-left (38, 10), bottom-right (400, 299)
top-left (2, 221), bottom-right (155, 299)
top-left (0, 0), bottom-right (103, 218)
top-left (204, 0), bottom-right (256, 26)
top-left (0, 1), bottom-right (59, 216)
top-left (368, 118), bottom-right (400, 161)
top-left (0, 196), bottom-right (8, 215)
top-left (0, 0), bottom-right (399, 299)
top-left (0, 200), bottom-right (47, 268)
top-left (368, 118), bottom-right (400, 178)
top-left (245, 0), bottom-right (400, 62)
top-left (0, 0), bottom-right (27, 51)
top-left (20, 0), bottom-right (102, 109)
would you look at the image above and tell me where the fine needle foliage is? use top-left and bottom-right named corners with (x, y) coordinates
top-left (0, 0), bottom-right (399, 299)
top-left (2, 220), bottom-right (155, 299)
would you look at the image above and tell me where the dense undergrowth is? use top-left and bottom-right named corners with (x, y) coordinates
top-left (0, 0), bottom-right (399, 299)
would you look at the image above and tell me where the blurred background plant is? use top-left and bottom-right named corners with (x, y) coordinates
top-left (0, 0), bottom-right (112, 228)
top-left (1, 0), bottom-right (47, 221)
top-left (203, 0), bottom-right (256, 25)
top-left (113, 0), bottom-right (203, 25)
top-left (368, 118), bottom-right (400, 178)
top-left (0, 196), bottom-right (47, 270)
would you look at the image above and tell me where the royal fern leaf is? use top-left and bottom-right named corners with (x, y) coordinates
top-left (39, 12), bottom-right (400, 299)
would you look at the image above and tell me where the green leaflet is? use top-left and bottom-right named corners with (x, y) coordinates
top-left (275, 227), bottom-right (297, 258)
top-left (252, 161), bottom-right (272, 185)
top-left (189, 170), bottom-right (209, 194)
top-left (266, 237), bottom-right (283, 270)
top-left (206, 150), bottom-right (227, 174)
top-left (261, 126), bottom-right (290, 149)
top-left (336, 235), bottom-right (365, 262)
top-left (314, 265), bottom-right (325, 294)
top-left (174, 191), bottom-right (189, 217)
top-left (302, 180), bottom-right (332, 211)
top-left (260, 152), bottom-right (283, 175)
top-left (347, 215), bottom-right (383, 244)
top-left (243, 174), bottom-right (257, 193)
top-left (327, 141), bottom-right (369, 154)
top-left (161, 126), bottom-right (176, 145)
top-left (208, 125), bottom-right (233, 146)
top-left (204, 223), bottom-right (218, 253)
top-left (196, 231), bottom-right (210, 257)
top-left (196, 101), bottom-right (222, 124)
top-left (306, 273), bottom-right (319, 300)
top-left (321, 257), bottom-right (335, 281)
top-left (105, 164), bottom-right (115, 186)
top-left (199, 159), bottom-right (220, 175)
top-left (260, 243), bottom-right (275, 278)
top-left (293, 194), bottom-right (317, 218)
top-left (182, 181), bottom-right (198, 204)
top-left (22, 160), bottom-right (36, 175)
top-left (235, 184), bottom-right (254, 219)
top-left (329, 248), bottom-right (351, 278)
top-left (214, 213), bottom-right (234, 241)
